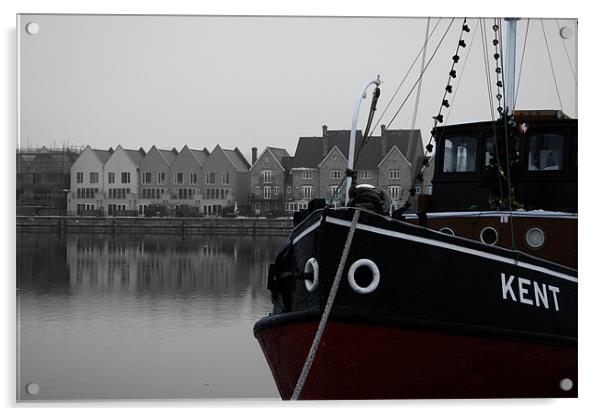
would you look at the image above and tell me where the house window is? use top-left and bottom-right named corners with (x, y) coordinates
top-left (174, 172), bottom-right (184, 185)
top-left (206, 172), bottom-right (216, 184)
top-left (329, 185), bottom-right (339, 197)
top-left (302, 170), bottom-right (313, 180)
top-left (389, 170), bottom-right (401, 180)
top-left (108, 172), bottom-right (115, 184)
top-left (76, 172), bottom-right (83, 184)
top-left (264, 186), bottom-right (272, 199)
top-left (142, 172), bottom-right (151, 184)
top-left (388, 186), bottom-right (401, 200)
top-left (330, 170), bottom-right (342, 180)
top-left (528, 134), bottom-right (564, 171)
top-left (255, 186), bottom-right (261, 195)
top-left (301, 185), bottom-right (314, 200)
top-left (273, 186), bottom-right (279, 196)
top-left (190, 172), bottom-right (198, 184)
top-left (90, 172), bottom-right (99, 184)
top-left (222, 172), bottom-right (230, 185)
top-left (360, 170), bottom-right (372, 180)
top-left (443, 136), bottom-right (478, 172)
top-left (286, 186), bottom-right (292, 194)
top-left (121, 172), bottom-right (131, 184)
top-left (261, 170), bottom-right (273, 184)
top-left (157, 172), bottom-right (165, 184)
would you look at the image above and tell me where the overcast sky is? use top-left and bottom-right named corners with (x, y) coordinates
top-left (18, 14), bottom-right (577, 161)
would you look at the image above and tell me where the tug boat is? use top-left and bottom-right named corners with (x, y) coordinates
top-left (254, 18), bottom-right (577, 399)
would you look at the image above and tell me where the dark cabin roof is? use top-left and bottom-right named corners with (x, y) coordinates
top-left (290, 130), bottom-right (363, 169)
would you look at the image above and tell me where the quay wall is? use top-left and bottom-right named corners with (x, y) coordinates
top-left (16, 216), bottom-right (293, 236)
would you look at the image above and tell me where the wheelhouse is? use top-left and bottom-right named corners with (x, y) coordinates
top-left (429, 110), bottom-right (577, 213)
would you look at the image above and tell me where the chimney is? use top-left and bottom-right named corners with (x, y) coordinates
top-left (252, 147), bottom-right (258, 164)
top-left (380, 125), bottom-right (387, 157)
top-left (322, 125), bottom-right (328, 157)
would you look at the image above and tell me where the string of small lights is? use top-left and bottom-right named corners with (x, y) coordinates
top-left (398, 18), bottom-right (471, 210)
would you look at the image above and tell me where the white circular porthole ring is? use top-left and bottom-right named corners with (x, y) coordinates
top-left (480, 226), bottom-right (499, 245)
top-left (347, 259), bottom-right (380, 294)
top-left (525, 227), bottom-right (546, 249)
top-left (304, 258), bottom-right (319, 292)
top-left (439, 227), bottom-right (455, 236)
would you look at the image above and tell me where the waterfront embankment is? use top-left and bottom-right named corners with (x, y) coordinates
top-left (16, 216), bottom-right (293, 236)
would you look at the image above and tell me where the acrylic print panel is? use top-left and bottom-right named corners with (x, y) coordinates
top-left (17, 14), bottom-right (577, 400)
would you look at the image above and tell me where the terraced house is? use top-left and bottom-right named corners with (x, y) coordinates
top-left (68, 145), bottom-right (112, 214)
top-left (103, 146), bottom-right (146, 215)
top-left (285, 125), bottom-right (432, 212)
top-left (249, 146), bottom-right (291, 215)
top-left (202, 145), bottom-right (251, 215)
top-left (137, 145), bottom-right (179, 215)
top-left (286, 126), bottom-right (362, 212)
top-left (169, 145), bottom-right (210, 213)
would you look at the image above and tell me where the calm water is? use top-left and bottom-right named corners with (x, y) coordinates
top-left (17, 232), bottom-right (286, 400)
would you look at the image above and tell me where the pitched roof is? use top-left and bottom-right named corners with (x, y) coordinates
top-left (158, 148), bottom-right (178, 164)
top-left (190, 148), bottom-right (210, 166)
top-left (290, 129), bottom-right (363, 169)
top-left (252, 147), bottom-right (291, 171)
top-left (223, 148), bottom-right (251, 172)
top-left (355, 129), bottom-right (423, 170)
top-left (92, 149), bottom-right (112, 164)
top-left (123, 148), bottom-right (145, 166)
top-left (266, 147), bottom-right (290, 162)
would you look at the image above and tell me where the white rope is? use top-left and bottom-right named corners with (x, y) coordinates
top-left (290, 209), bottom-right (361, 400)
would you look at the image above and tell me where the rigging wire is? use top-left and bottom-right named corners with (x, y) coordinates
top-left (369, 17), bottom-right (444, 135)
top-left (514, 18), bottom-right (531, 109)
top-left (407, 18), bottom-right (431, 167)
top-left (384, 18), bottom-right (457, 131)
top-left (540, 19), bottom-right (564, 111)
top-left (555, 19), bottom-right (578, 85)
top-left (397, 18), bottom-right (474, 210)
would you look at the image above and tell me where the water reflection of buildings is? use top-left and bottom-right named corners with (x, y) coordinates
top-left (66, 234), bottom-right (285, 300)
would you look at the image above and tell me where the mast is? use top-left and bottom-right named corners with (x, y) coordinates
top-left (345, 76), bottom-right (381, 206)
top-left (504, 18), bottom-right (520, 113)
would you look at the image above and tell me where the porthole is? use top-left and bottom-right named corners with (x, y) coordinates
top-left (480, 227), bottom-right (498, 245)
top-left (439, 227), bottom-right (455, 236)
top-left (525, 227), bottom-right (546, 249)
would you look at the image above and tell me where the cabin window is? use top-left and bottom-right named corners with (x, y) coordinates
top-left (528, 134), bottom-right (564, 171)
top-left (443, 136), bottom-right (477, 173)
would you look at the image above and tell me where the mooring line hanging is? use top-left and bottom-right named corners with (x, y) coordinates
top-left (290, 209), bottom-right (361, 400)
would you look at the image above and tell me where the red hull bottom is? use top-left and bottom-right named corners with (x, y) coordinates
top-left (256, 321), bottom-right (577, 399)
